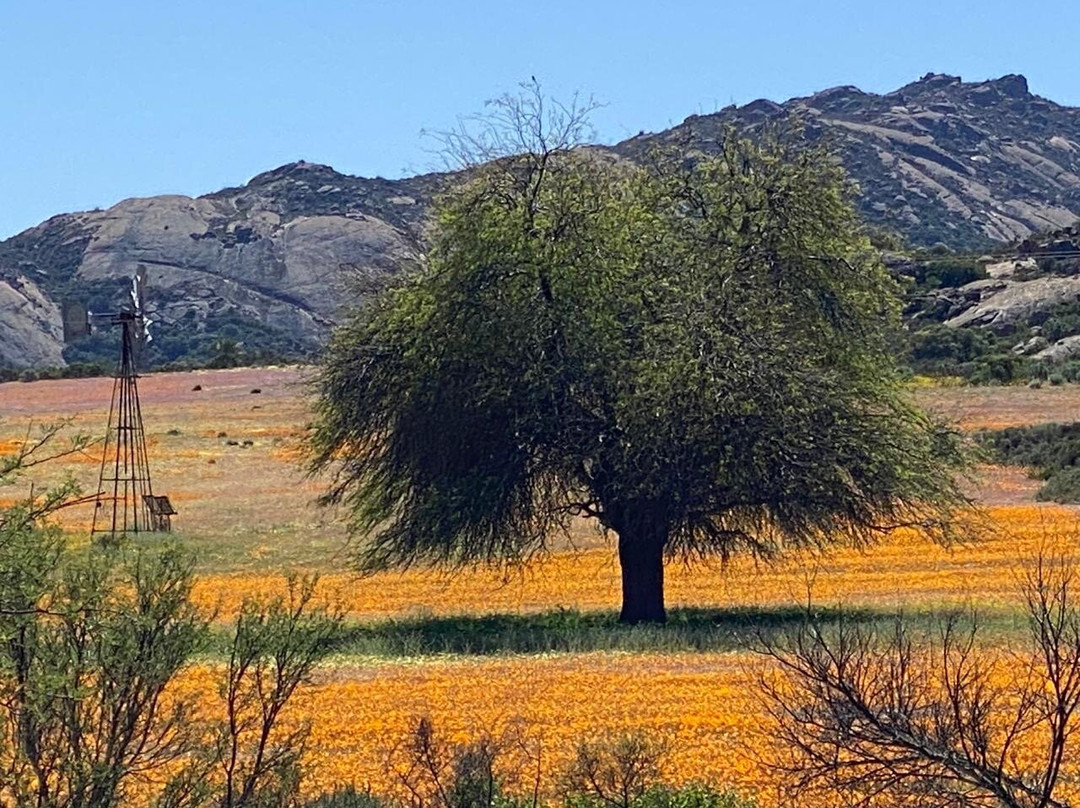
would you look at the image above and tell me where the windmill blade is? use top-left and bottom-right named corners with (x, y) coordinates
top-left (135, 265), bottom-right (148, 314)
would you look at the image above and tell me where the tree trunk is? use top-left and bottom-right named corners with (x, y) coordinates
top-left (616, 516), bottom-right (668, 624)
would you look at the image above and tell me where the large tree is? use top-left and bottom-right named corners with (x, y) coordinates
top-left (310, 87), bottom-right (970, 623)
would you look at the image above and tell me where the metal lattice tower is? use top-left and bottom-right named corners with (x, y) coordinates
top-left (91, 312), bottom-right (157, 535)
top-left (83, 267), bottom-right (176, 537)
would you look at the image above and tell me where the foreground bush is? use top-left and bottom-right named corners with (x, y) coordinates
top-left (759, 553), bottom-right (1080, 808)
top-left (0, 424), bottom-right (343, 808)
top-left (369, 719), bottom-right (752, 808)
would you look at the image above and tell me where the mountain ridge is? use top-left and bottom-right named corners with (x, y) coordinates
top-left (2, 72), bottom-right (1079, 370)
top-left (616, 72), bottom-right (1080, 248)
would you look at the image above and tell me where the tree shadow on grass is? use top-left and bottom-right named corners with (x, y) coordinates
top-left (329, 605), bottom-right (889, 658)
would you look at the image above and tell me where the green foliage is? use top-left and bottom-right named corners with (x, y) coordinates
top-left (980, 423), bottom-right (1080, 475)
top-left (0, 426), bottom-right (342, 807)
top-left (1035, 466), bottom-right (1080, 503)
top-left (979, 422), bottom-right (1080, 503)
top-left (562, 733), bottom-right (666, 808)
top-left (909, 324), bottom-right (997, 365)
top-left (215, 575), bottom-right (345, 808)
top-left (311, 87), bottom-right (971, 622)
top-left (304, 787), bottom-right (385, 808)
top-left (634, 786), bottom-right (754, 808)
top-left (326, 605), bottom-right (880, 657)
top-left (1039, 301), bottom-right (1080, 343)
top-left (967, 353), bottom-right (1028, 385)
top-left (0, 535), bottom-right (209, 807)
top-left (904, 322), bottom-right (1056, 386)
top-left (907, 258), bottom-right (987, 291)
top-left (561, 731), bottom-right (753, 808)
top-left (377, 717), bottom-right (752, 808)
top-left (566, 786), bottom-right (753, 808)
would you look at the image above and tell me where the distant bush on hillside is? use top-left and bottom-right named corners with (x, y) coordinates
top-left (906, 257), bottom-right (988, 290)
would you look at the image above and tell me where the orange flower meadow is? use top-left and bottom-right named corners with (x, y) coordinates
top-left (191, 504), bottom-right (1080, 620)
top-left (172, 504), bottom-right (1080, 801)
top-left (171, 653), bottom-right (769, 800)
top-left (7, 369), bottom-right (1080, 803)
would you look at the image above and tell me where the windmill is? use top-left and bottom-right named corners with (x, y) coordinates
top-left (63, 266), bottom-right (177, 536)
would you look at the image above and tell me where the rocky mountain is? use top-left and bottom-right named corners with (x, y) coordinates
top-left (2, 72), bottom-right (1079, 370)
top-left (615, 73), bottom-right (1080, 250)
top-left (0, 162), bottom-right (446, 369)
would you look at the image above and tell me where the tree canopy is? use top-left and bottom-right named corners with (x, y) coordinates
top-left (310, 87), bottom-right (970, 623)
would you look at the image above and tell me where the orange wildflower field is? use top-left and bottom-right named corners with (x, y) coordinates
top-left (4, 368), bottom-right (1080, 798)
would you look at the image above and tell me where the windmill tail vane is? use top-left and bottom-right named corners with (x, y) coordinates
top-left (65, 266), bottom-right (176, 536)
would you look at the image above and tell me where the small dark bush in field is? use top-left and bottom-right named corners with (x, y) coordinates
top-left (251, 388), bottom-right (262, 394)
top-left (388, 717), bottom-right (509, 808)
top-left (167, 428), bottom-right (182, 435)
top-left (1037, 466), bottom-right (1080, 503)
top-left (192, 384), bottom-right (203, 391)
top-left (217, 431), bottom-right (228, 437)
top-left (304, 787), bottom-right (384, 808)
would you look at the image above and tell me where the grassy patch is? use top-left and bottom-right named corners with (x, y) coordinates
top-left (197, 605), bottom-right (1029, 659)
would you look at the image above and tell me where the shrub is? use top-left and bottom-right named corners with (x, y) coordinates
top-left (562, 733), bottom-right (667, 808)
top-left (909, 325), bottom-right (994, 365)
top-left (304, 787), bottom-right (385, 808)
top-left (908, 258), bottom-right (987, 290)
top-left (979, 422), bottom-right (1080, 503)
top-left (967, 353), bottom-right (1027, 385)
top-left (634, 786), bottom-right (753, 808)
top-left (757, 554), bottom-right (1080, 808)
top-left (0, 424), bottom-right (343, 807)
top-left (1037, 466), bottom-right (1080, 503)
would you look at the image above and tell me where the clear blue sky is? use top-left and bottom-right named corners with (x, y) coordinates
top-left (2, 0), bottom-right (1077, 239)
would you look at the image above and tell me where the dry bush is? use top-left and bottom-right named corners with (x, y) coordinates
top-left (386, 717), bottom-right (539, 808)
top-left (757, 553), bottom-right (1080, 808)
top-left (560, 733), bottom-right (667, 808)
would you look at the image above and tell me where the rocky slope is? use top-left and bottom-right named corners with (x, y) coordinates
top-left (0, 162), bottom-right (446, 369)
top-left (2, 73), bottom-right (1078, 369)
top-left (615, 73), bottom-right (1080, 250)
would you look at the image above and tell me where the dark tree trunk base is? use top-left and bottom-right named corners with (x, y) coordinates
top-left (617, 520), bottom-right (667, 624)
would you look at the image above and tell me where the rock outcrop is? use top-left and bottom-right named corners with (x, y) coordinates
top-left (0, 275), bottom-right (64, 368)
top-left (0, 162), bottom-right (442, 367)
top-left (2, 74), bottom-right (1079, 368)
